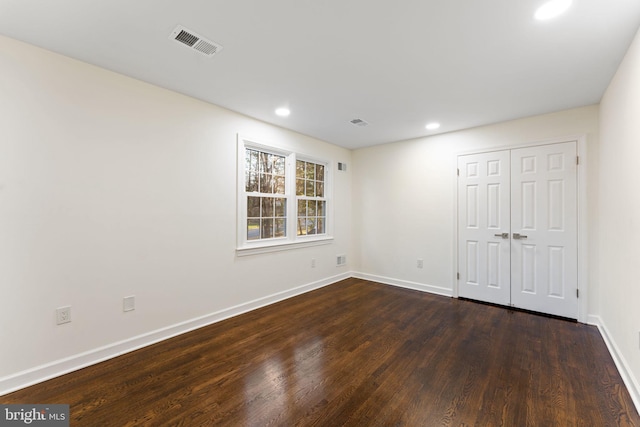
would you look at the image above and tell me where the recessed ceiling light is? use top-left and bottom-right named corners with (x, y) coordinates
top-left (425, 122), bottom-right (440, 130)
top-left (535, 0), bottom-right (572, 20)
top-left (275, 107), bottom-right (290, 117)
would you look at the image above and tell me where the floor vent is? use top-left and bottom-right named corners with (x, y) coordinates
top-left (169, 25), bottom-right (223, 57)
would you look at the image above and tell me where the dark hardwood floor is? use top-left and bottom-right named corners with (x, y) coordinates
top-left (2, 278), bottom-right (639, 426)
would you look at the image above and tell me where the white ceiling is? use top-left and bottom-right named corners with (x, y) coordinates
top-left (1, 0), bottom-right (640, 149)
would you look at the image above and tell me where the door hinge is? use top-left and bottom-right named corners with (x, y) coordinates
top-left (457, 272), bottom-right (460, 280)
top-left (457, 168), bottom-right (460, 176)
top-left (576, 288), bottom-right (579, 298)
top-left (576, 156), bottom-right (580, 165)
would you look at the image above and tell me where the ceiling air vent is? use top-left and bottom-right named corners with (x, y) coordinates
top-left (169, 25), bottom-right (223, 57)
top-left (349, 118), bottom-right (369, 127)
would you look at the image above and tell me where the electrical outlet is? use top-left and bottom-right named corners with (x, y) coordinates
top-left (311, 258), bottom-right (316, 268)
top-left (56, 306), bottom-right (71, 325)
top-left (417, 259), bottom-right (424, 269)
top-left (123, 295), bottom-right (135, 312)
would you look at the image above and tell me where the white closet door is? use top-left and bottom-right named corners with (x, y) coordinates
top-left (510, 142), bottom-right (578, 318)
top-left (457, 141), bottom-right (578, 319)
top-left (458, 151), bottom-right (511, 306)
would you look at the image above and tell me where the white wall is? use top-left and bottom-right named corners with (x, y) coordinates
top-left (352, 105), bottom-right (600, 308)
top-left (0, 35), bottom-right (352, 391)
top-left (598, 26), bottom-right (640, 405)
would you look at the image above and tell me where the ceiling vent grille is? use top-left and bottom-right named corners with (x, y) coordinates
top-left (350, 118), bottom-right (369, 127)
top-left (169, 25), bottom-right (223, 57)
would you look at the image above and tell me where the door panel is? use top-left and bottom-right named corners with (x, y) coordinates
top-left (458, 151), bottom-right (511, 306)
top-left (457, 141), bottom-right (578, 319)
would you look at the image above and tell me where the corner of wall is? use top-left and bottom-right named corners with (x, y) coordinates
top-left (587, 315), bottom-right (640, 414)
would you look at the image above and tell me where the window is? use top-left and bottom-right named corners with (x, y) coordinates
top-left (237, 136), bottom-right (332, 254)
top-left (296, 160), bottom-right (326, 236)
top-left (245, 149), bottom-right (287, 240)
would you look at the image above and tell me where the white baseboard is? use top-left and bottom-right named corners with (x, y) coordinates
top-left (587, 315), bottom-right (640, 415)
top-left (0, 272), bottom-right (351, 396)
top-left (352, 272), bottom-right (453, 297)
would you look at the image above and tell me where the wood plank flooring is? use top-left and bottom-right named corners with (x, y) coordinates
top-left (2, 278), bottom-right (639, 426)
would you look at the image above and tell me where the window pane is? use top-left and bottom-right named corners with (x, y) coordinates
top-left (316, 164), bottom-right (325, 181)
top-left (252, 150), bottom-right (259, 170)
top-left (275, 198), bottom-right (286, 217)
top-left (260, 173), bottom-right (273, 193)
top-left (305, 162), bottom-right (315, 180)
top-left (260, 152), bottom-right (272, 173)
top-left (274, 176), bottom-right (285, 194)
top-left (306, 180), bottom-right (315, 197)
top-left (258, 152), bottom-right (266, 172)
top-left (247, 196), bottom-right (261, 217)
top-left (246, 172), bottom-right (258, 192)
top-left (245, 149), bottom-right (251, 171)
top-left (245, 150), bottom-right (259, 192)
top-left (271, 154), bottom-right (282, 172)
top-left (275, 219), bottom-right (286, 237)
top-left (297, 200), bottom-right (307, 217)
top-left (317, 201), bottom-right (326, 216)
top-left (297, 218), bottom-right (306, 236)
top-left (308, 200), bottom-right (317, 217)
top-left (306, 218), bottom-right (317, 235)
top-left (316, 181), bottom-right (324, 197)
top-left (272, 155), bottom-right (285, 175)
top-left (247, 219), bottom-right (260, 240)
top-left (296, 178), bottom-right (305, 196)
top-left (262, 197), bottom-right (274, 217)
top-left (261, 219), bottom-right (274, 239)
top-left (296, 160), bottom-right (305, 178)
top-left (246, 149), bottom-right (257, 171)
top-left (317, 218), bottom-right (325, 234)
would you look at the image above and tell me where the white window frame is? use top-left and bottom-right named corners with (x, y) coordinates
top-left (236, 135), bottom-right (333, 256)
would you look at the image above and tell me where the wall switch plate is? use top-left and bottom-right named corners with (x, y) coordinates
top-left (56, 306), bottom-right (71, 325)
top-left (417, 259), bottom-right (424, 269)
top-left (123, 295), bottom-right (135, 312)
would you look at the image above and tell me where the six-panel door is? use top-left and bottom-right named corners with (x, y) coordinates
top-left (458, 150), bottom-right (511, 306)
top-left (510, 142), bottom-right (578, 318)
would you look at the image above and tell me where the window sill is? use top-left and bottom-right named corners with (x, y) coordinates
top-left (236, 236), bottom-right (334, 257)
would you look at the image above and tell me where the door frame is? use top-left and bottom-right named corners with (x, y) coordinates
top-left (452, 135), bottom-right (589, 323)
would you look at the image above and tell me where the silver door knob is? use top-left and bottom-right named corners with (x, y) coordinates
top-left (513, 233), bottom-right (528, 239)
top-left (494, 233), bottom-right (509, 239)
